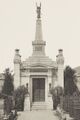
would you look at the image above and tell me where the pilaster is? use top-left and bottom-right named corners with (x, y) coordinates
top-left (47, 69), bottom-right (53, 110)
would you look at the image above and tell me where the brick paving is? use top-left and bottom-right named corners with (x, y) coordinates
top-left (18, 110), bottom-right (59, 120)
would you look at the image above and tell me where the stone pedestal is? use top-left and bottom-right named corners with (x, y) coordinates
top-left (47, 94), bottom-right (53, 110)
top-left (24, 94), bottom-right (30, 111)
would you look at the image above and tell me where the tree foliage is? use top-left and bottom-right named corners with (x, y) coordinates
top-left (50, 86), bottom-right (64, 97)
top-left (2, 68), bottom-right (14, 96)
top-left (64, 66), bottom-right (77, 95)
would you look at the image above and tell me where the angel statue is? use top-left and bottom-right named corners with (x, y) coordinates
top-left (36, 3), bottom-right (41, 18)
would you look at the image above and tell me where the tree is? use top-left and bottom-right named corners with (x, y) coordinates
top-left (2, 68), bottom-right (14, 115)
top-left (64, 66), bottom-right (77, 95)
top-left (2, 68), bottom-right (14, 96)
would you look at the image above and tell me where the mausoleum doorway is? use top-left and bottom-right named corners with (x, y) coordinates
top-left (32, 78), bottom-right (45, 102)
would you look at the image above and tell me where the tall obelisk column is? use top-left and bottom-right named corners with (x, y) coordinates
top-left (32, 3), bottom-right (46, 56)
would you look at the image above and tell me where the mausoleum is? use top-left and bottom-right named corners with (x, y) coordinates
top-left (14, 4), bottom-right (64, 110)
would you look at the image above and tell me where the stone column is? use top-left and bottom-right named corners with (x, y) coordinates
top-left (14, 49), bottom-right (21, 89)
top-left (56, 49), bottom-right (64, 88)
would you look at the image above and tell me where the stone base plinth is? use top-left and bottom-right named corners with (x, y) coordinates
top-left (47, 95), bottom-right (53, 110)
top-left (24, 94), bottom-right (30, 111)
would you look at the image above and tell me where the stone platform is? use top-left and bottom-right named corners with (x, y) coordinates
top-left (18, 110), bottom-right (59, 120)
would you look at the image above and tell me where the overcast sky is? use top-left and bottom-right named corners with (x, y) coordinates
top-left (0, 0), bottom-right (80, 72)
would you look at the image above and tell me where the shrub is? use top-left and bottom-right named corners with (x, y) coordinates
top-left (50, 86), bottom-right (64, 110)
top-left (50, 86), bottom-right (64, 97)
top-left (4, 96), bottom-right (13, 115)
top-left (13, 85), bottom-right (28, 111)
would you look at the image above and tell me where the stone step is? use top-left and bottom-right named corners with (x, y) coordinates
top-left (31, 102), bottom-right (47, 110)
top-left (31, 107), bottom-right (47, 110)
top-left (32, 102), bottom-right (46, 105)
